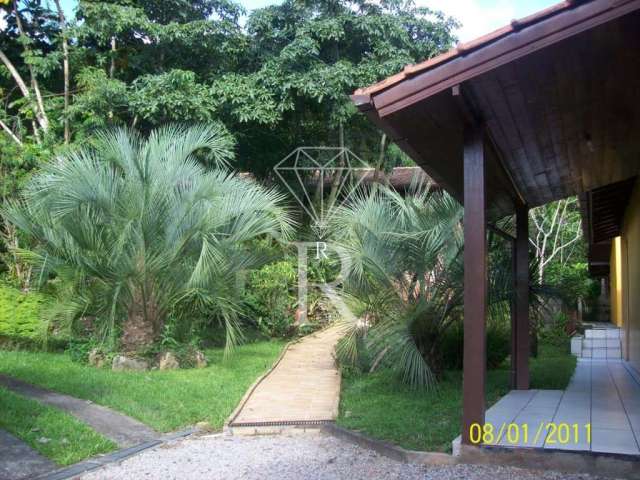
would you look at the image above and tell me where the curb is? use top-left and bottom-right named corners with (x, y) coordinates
top-left (321, 423), bottom-right (456, 465)
top-left (33, 428), bottom-right (197, 480)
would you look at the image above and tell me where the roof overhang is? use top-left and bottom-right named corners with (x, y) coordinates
top-left (352, 0), bottom-right (640, 217)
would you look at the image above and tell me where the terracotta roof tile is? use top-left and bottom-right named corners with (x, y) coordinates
top-left (354, 0), bottom-right (579, 97)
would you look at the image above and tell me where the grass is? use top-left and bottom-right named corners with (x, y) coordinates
top-left (337, 341), bottom-right (577, 452)
top-left (0, 387), bottom-right (116, 465)
top-left (0, 340), bottom-right (284, 432)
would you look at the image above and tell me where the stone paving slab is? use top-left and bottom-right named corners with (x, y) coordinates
top-left (0, 429), bottom-right (55, 480)
top-left (230, 325), bottom-right (344, 426)
top-left (0, 375), bottom-right (156, 448)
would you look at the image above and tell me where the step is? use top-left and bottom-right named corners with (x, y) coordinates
top-left (580, 348), bottom-right (622, 359)
top-left (585, 328), bottom-right (620, 339)
top-left (584, 338), bottom-right (620, 349)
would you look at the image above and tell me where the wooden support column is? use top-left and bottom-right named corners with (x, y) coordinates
top-left (514, 202), bottom-right (530, 389)
top-left (461, 125), bottom-right (487, 445)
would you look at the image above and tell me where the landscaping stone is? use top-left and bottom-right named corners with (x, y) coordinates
top-left (112, 355), bottom-right (149, 372)
top-left (88, 348), bottom-right (106, 368)
top-left (194, 350), bottom-right (207, 369)
top-left (158, 352), bottom-right (179, 370)
top-left (195, 421), bottom-right (213, 432)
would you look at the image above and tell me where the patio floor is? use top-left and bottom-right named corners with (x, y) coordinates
top-left (484, 358), bottom-right (640, 455)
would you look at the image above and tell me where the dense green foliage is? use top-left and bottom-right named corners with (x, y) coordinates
top-left (0, 387), bottom-right (116, 465)
top-left (2, 125), bottom-right (293, 353)
top-left (337, 341), bottom-right (577, 452)
top-left (0, 282), bottom-right (48, 340)
top-left (0, 0), bottom-right (457, 192)
top-left (245, 260), bottom-right (298, 338)
top-left (0, 340), bottom-right (284, 431)
top-left (329, 183), bottom-right (517, 388)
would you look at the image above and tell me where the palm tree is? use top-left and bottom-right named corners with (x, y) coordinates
top-left (2, 124), bottom-right (294, 354)
top-left (330, 181), bottom-right (514, 389)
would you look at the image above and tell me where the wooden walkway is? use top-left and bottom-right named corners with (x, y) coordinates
top-left (228, 325), bottom-right (344, 428)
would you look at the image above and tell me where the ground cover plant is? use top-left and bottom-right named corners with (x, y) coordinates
top-left (0, 340), bottom-right (284, 432)
top-left (0, 387), bottom-right (116, 465)
top-left (0, 282), bottom-right (49, 341)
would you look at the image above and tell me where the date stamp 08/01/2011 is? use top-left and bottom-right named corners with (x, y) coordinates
top-left (469, 422), bottom-right (591, 446)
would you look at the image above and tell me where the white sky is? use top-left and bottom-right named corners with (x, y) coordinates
top-left (2, 1), bottom-right (560, 45)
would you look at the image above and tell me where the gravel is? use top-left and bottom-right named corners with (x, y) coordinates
top-left (80, 432), bottom-right (617, 480)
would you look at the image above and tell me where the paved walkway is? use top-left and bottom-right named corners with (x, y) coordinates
top-left (483, 359), bottom-right (640, 455)
top-left (0, 429), bottom-right (55, 480)
top-left (0, 375), bottom-right (157, 448)
top-left (229, 325), bottom-right (344, 426)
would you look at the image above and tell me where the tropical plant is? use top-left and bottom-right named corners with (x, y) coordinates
top-left (330, 181), bottom-right (517, 389)
top-left (2, 124), bottom-right (294, 354)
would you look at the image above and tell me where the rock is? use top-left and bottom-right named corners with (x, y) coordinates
top-left (112, 355), bottom-right (149, 371)
top-left (88, 348), bottom-right (105, 368)
top-left (194, 350), bottom-right (207, 369)
top-left (195, 421), bottom-right (213, 432)
top-left (158, 351), bottom-right (180, 370)
top-left (37, 437), bottom-right (50, 444)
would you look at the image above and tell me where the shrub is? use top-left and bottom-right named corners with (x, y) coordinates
top-left (539, 312), bottom-right (571, 350)
top-left (0, 283), bottom-right (48, 340)
top-left (440, 319), bottom-right (510, 370)
top-left (245, 260), bottom-right (297, 337)
top-left (2, 125), bottom-right (293, 354)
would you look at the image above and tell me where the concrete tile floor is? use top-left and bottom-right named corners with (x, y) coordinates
top-left (486, 359), bottom-right (640, 455)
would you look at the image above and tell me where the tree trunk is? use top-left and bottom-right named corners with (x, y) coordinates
top-left (0, 119), bottom-right (22, 145)
top-left (121, 288), bottom-right (163, 353)
top-left (13, 1), bottom-right (49, 133)
top-left (54, 0), bottom-right (70, 143)
top-left (326, 123), bottom-right (345, 211)
top-left (110, 37), bottom-right (117, 78)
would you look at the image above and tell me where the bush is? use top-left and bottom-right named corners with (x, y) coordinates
top-left (0, 283), bottom-right (48, 340)
top-left (440, 319), bottom-right (510, 370)
top-left (245, 260), bottom-right (297, 337)
top-left (539, 312), bottom-right (571, 350)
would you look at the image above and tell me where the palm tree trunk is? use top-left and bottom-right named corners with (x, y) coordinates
top-left (121, 288), bottom-right (162, 352)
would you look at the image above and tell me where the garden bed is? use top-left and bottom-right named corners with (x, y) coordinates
top-left (337, 342), bottom-right (577, 452)
top-left (0, 341), bottom-right (284, 432)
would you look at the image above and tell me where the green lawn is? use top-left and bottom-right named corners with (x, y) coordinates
top-left (0, 341), bottom-right (284, 432)
top-left (0, 387), bottom-right (116, 465)
top-left (337, 342), bottom-right (577, 452)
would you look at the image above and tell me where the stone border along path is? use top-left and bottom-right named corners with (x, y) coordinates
top-left (227, 324), bottom-right (345, 432)
top-left (0, 374), bottom-right (157, 448)
top-left (0, 429), bottom-right (56, 480)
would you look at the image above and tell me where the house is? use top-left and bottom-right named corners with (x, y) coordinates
top-left (352, 0), bottom-right (640, 472)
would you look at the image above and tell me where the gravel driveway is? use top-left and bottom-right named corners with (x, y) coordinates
top-left (80, 432), bottom-right (616, 480)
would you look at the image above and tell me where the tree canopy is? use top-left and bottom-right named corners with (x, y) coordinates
top-left (1, 0), bottom-right (458, 189)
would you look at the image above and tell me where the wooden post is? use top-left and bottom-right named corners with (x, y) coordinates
top-left (514, 202), bottom-right (530, 389)
top-left (461, 126), bottom-right (487, 445)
